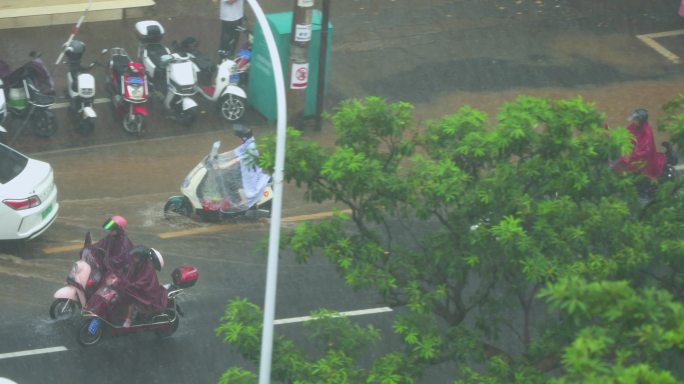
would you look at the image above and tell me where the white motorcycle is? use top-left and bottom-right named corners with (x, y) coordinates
top-left (135, 20), bottom-right (199, 126)
top-left (172, 37), bottom-right (247, 122)
top-left (164, 125), bottom-right (273, 222)
top-left (61, 40), bottom-right (97, 135)
top-left (0, 78), bottom-right (7, 139)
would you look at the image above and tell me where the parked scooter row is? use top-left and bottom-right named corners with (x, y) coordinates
top-left (136, 20), bottom-right (248, 125)
top-left (0, 19), bottom-right (249, 141)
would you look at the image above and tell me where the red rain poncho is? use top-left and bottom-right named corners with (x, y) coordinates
top-left (118, 257), bottom-right (168, 314)
top-left (613, 121), bottom-right (665, 180)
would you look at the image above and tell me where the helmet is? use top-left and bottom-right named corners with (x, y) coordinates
top-left (233, 124), bottom-right (252, 141)
top-left (129, 246), bottom-right (164, 271)
top-left (150, 248), bottom-right (164, 271)
top-left (628, 108), bottom-right (648, 123)
top-left (103, 215), bottom-right (127, 232)
top-left (63, 40), bottom-right (86, 61)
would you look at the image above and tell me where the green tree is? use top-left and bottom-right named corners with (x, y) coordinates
top-left (217, 96), bottom-right (684, 382)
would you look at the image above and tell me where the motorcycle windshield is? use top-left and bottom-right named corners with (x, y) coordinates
top-left (196, 139), bottom-right (270, 212)
top-left (2, 58), bottom-right (56, 94)
top-left (28, 58), bottom-right (56, 95)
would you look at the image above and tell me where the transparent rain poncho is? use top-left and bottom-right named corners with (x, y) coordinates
top-left (196, 138), bottom-right (271, 213)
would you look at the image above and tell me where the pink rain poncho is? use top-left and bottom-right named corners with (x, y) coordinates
top-left (118, 257), bottom-right (168, 314)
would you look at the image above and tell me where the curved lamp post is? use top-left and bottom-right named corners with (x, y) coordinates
top-left (244, 0), bottom-right (287, 383)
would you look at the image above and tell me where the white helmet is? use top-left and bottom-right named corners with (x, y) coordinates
top-left (150, 248), bottom-right (164, 271)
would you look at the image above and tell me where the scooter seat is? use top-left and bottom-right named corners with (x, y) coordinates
top-left (112, 55), bottom-right (130, 78)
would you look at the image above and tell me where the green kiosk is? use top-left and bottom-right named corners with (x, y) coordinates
top-left (247, 11), bottom-right (333, 123)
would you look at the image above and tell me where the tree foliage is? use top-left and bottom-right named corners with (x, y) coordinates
top-left (217, 96), bottom-right (684, 383)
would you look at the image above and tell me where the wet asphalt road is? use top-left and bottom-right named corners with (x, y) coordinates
top-left (2, 0), bottom-right (684, 383)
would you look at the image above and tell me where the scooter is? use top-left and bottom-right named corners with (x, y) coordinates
top-left (61, 40), bottom-right (97, 135)
top-left (135, 20), bottom-right (199, 126)
top-left (50, 232), bottom-right (103, 320)
top-left (0, 52), bottom-right (58, 137)
top-left (164, 126), bottom-right (273, 222)
top-left (171, 36), bottom-right (247, 122)
top-left (77, 264), bottom-right (198, 346)
top-left (102, 47), bottom-right (149, 135)
top-left (0, 78), bottom-right (7, 141)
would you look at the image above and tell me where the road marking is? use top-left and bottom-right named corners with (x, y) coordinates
top-left (0, 306), bottom-right (392, 360)
top-left (636, 29), bottom-right (684, 64)
top-left (42, 209), bottom-right (353, 252)
top-left (42, 243), bottom-right (83, 254)
top-left (157, 209), bottom-right (352, 239)
top-left (52, 98), bottom-right (111, 110)
top-left (274, 306), bottom-right (393, 325)
top-left (0, 346), bottom-right (67, 360)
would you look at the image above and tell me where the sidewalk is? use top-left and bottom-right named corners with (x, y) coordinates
top-left (0, 0), bottom-right (154, 29)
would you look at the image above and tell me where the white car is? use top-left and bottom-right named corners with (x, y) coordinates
top-left (0, 142), bottom-right (59, 240)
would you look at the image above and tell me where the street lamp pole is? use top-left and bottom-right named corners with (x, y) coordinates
top-left (244, 1), bottom-right (287, 383)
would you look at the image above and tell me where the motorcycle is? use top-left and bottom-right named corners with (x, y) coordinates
top-left (77, 264), bottom-right (199, 346)
top-left (102, 47), bottom-right (149, 135)
top-left (0, 52), bottom-right (58, 138)
top-left (50, 232), bottom-right (102, 320)
top-left (171, 36), bottom-right (247, 122)
top-left (135, 20), bottom-right (199, 126)
top-left (164, 126), bottom-right (273, 222)
top-left (61, 40), bottom-right (97, 135)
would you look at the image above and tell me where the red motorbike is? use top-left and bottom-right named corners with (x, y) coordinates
top-left (102, 47), bottom-right (149, 136)
top-left (77, 264), bottom-right (198, 347)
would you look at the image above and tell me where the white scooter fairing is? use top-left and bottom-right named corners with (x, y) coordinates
top-left (53, 259), bottom-right (92, 305)
top-left (0, 78), bottom-right (6, 134)
top-left (67, 72), bottom-right (97, 119)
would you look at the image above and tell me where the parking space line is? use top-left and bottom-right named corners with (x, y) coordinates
top-left (52, 97), bottom-right (110, 110)
top-left (636, 29), bottom-right (684, 64)
top-left (0, 346), bottom-right (67, 360)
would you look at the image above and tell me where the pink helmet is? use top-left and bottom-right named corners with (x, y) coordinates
top-left (103, 215), bottom-right (127, 232)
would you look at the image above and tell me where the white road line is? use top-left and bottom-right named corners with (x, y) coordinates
top-left (0, 307), bottom-right (393, 360)
top-left (274, 306), bottom-right (393, 325)
top-left (0, 346), bottom-right (67, 360)
top-left (636, 29), bottom-right (684, 64)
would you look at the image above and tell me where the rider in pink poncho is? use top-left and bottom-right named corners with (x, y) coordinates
top-left (612, 108), bottom-right (665, 180)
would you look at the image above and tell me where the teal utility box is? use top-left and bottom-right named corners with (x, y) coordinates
top-left (248, 11), bottom-right (333, 123)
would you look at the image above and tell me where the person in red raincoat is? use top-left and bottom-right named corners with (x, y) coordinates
top-left (118, 246), bottom-right (168, 327)
top-left (612, 108), bottom-right (665, 180)
top-left (94, 215), bottom-right (133, 278)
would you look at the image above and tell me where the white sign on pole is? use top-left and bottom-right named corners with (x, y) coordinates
top-left (294, 23), bottom-right (312, 42)
top-left (298, 0), bottom-right (314, 6)
top-left (290, 62), bottom-right (309, 89)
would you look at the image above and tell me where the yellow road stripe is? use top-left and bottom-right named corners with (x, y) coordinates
top-left (43, 209), bottom-right (352, 253)
top-left (42, 244), bottom-right (82, 255)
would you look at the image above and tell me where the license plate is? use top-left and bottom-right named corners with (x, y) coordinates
top-left (41, 204), bottom-right (53, 219)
